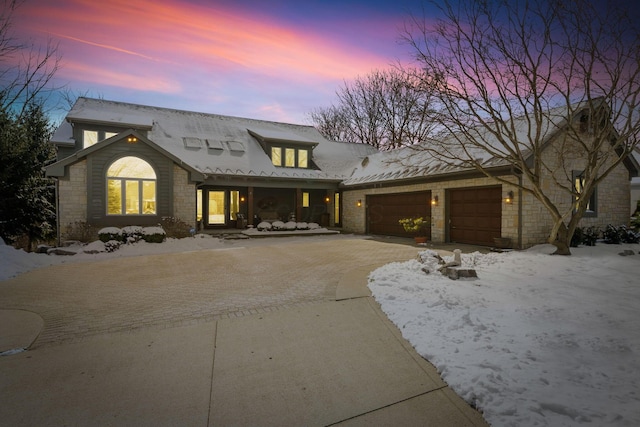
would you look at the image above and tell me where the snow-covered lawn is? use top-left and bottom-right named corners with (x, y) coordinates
top-left (369, 243), bottom-right (640, 427)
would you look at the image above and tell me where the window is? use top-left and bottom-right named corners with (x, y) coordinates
top-left (285, 148), bottom-right (295, 167)
top-left (83, 130), bottom-right (98, 148)
top-left (83, 130), bottom-right (119, 148)
top-left (302, 192), bottom-right (310, 208)
top-left (573, 170), bottom-right (597, 217)
top-left (298, 149), bottom-right (308, 168)
top-left (107, 157), bottom-right (157, 215)
top-left (270, 145), bottom-right (311, 169)
top-left (271, 147), bottom-right (282, 166)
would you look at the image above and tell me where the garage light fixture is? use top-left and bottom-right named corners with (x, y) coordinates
top-left (356, 199), bottom-right (362, 207)
top-left (431, 195), bottom-right (438, 206)
top-left (505, 191), bottom-right (514, 204)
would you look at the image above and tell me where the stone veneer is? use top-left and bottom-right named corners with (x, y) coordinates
top-left (172, 165), bottom-right (197, 229)
top-left (58, 160), bottom-right (88, 239)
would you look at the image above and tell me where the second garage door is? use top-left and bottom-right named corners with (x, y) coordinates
top-left (367, 191), bottom-right (431, 238)
top-left (449, 186), bottom-right (501, 246)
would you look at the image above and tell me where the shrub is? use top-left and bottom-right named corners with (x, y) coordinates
top-left (570, 227), bottom-right (584, 247)
top-left (257, 221), bottom-right (272, 231)
top-left (582, 226), bottom-right (599, 246)
top-left (121, 226), bottom-right (143, 243)
top-left (141, 226), bottom-right (166, 243)
top-left (104, 240), bottom-right (121, 252)
top-left (271, 220), bottom-right (285, 231)
top-left (631, 215), bottom-right (640, 232)
top-left (601, 224), bottom-right (639, 244)
top-left (98, 227), bottom-right (122, 243)
top-left (296, 222), bottom-right (309, 230)
top-left (160, 216), bottom-right (193, 238)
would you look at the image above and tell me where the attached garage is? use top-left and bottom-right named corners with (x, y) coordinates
top-left (367, 191), bottom-right (431, 238)
top-left (448, 186), bottom-right (501, 246)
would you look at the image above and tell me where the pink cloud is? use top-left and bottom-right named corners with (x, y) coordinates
top-left (19, 0), bottom-right (395, 88)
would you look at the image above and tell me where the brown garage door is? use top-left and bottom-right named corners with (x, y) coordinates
top-left (449, 186), bottom-right (501, 246)
top-left (367, 191), bottom-right (431, 238)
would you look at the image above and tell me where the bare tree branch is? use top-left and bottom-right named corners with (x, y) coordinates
top-left (401, 0), bottom-right (640, 254)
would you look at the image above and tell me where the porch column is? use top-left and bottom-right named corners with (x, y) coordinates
top-left (248, 186), bottom-right (254, 225)
top-left (296, 188), bottom-right (302, 222)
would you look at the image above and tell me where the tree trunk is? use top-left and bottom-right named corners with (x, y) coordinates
top-left (550, 223), bottom-right (572, 255)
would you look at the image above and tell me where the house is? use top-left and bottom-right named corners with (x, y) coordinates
top-left (46, 98), bottom-right (376, 238)
top-left (46, 97), bottom-right (638, 248)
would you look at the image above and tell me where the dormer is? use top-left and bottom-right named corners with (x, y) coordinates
top-left (247, 128), bottom-right (318, 169)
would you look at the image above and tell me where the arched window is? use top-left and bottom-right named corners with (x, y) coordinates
top-left (107, 157), bottom-right (157, 215)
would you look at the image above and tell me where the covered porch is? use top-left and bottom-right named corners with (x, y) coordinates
top-left (196, 185), bottom-right (341, 230)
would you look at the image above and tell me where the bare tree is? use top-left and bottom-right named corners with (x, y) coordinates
top-left (1, 0), bottom-right (60, 119)
top-left (309, 67), bottom-right (438, 150)
top-left (402, 0), bottom-right (640, 254)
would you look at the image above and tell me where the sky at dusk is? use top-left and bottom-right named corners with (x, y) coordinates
top-left (12, 0), bottom-right (433, 125)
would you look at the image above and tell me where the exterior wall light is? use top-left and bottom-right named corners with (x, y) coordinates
top-left (357, 199), bottom-right (362, 207)
top-left (127, 136), bottom-right (138, 143)
top-left (324, 196), bottom-right (331, 203)
top-left (431, 195), bottom-right (439, 206)
top-left (240, 196), bottom-right (246, 202)
top-left (505, 190), bottom-right (514, 204)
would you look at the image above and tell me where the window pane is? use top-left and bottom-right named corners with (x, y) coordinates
top-left (271, 147), bottom-right (282, 166)
top-left (108, 157), bottom-right (156, 179)
top-left (142, 181), bottom-right (156, 214)
top-left (285, 148), bottom-right (295, 167)
top-left (197, 189), bottom-right (203, 221)
top-left (107, 179), bottom-right (122, 214)
top-left (104, 132), bottom-right (118, 140)
top-left (298, 149), bottom-right (308, 168)
top-left (230, 190), bottom-right (239, 220)
top-left (302, 192), bottom-right (309, 208)
top-left (83, 130), bottom-right (98, 148)
top-left (125, 180), bottom-right (140, 214)
top-left (334, 193), bottom-right (340, 225)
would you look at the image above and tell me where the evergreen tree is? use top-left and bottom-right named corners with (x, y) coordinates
top-left (0, 102), bottom-right (56, 250)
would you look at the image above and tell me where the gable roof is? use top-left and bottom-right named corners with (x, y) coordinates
top-left (50, 98), bottom-right (376, 182)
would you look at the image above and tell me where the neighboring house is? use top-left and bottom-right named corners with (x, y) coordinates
top-left (47, 97), bottom-right (638, 248)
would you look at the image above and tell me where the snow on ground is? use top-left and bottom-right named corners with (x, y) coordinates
top-left (369, 243), bottom-right (640, 427)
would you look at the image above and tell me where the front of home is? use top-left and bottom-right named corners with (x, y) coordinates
top-left (46, 98), bottom-right (638, 248)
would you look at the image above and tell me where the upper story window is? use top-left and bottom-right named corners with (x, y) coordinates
top-left (83, 130), bottom-right (118, 148)
top-left (107, 156), bottom-right (157, 215)
top-left (271, 146), bottom-right (310, 168)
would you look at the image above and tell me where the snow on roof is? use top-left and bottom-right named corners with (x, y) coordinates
top-left (49, 120), bottom-right (74, 146)
top-left (62, 98), bottom-right (375, 181)
top-left (343, 103), bottom-right (579, 186)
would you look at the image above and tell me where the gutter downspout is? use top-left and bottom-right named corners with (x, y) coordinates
top-left (518, 173), bottom-right (523, 249)
top-left (54, 177), bottom-right (61, 247)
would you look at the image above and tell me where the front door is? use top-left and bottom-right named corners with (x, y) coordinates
top-left (207, 190), bottom-right (226, 226)
top-left (199, 189), bottom-right (243, 228)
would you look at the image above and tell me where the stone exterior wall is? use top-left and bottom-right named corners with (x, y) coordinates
top-left (172, 165), bottom-right (197, 228)
top-left (519, 131), bottom-right (631, 247)
top-left (58, 160), bottom-right (87, 240)
top-left (342, 175), bottom-right (520, 246)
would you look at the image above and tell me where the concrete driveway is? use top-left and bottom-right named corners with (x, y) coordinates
top-left (0, 236), bottom-right (487, 426)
